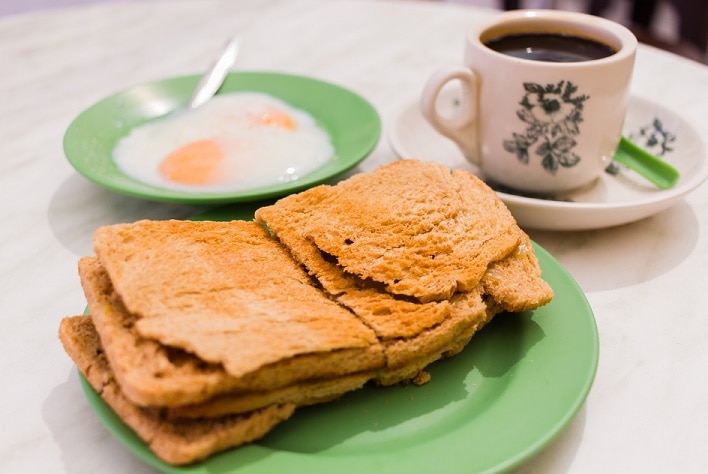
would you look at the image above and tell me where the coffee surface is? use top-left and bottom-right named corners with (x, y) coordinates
top-left (484, 33), bottom-right (616, 62)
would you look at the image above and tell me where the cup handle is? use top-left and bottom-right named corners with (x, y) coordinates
top-left (420, 65), bottom-right (480, 164)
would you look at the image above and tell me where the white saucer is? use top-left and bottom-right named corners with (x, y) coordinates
top-left (389, 93), bottom-right (708, 231)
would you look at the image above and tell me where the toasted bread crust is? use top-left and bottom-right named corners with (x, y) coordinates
top-left (58, 315), bottom-right (295, 466)
top-left (80, 255), bottom-right (384, 407)
top-left (60, 160), bottom-right (554, 466)
top-left (256, 188), bottom-right (454, 341)
top-left (92, 220), bottom-right (381, 377)
top-left (257, 161), bottom-right (522, 302)
top-left (163, 371), bottom-right (372, 420)
top-left (482, 233), bottom-right (554, 312)
top-left (256, 161), bottom-right (551, 383)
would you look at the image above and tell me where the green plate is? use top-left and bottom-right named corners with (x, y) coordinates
top-left (80, 204), bottom-right (598, 473)
top-left (63, 72), bottom-right (381, 204)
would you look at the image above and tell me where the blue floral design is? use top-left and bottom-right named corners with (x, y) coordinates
top-left (629, 118), bottom-right (676, 157)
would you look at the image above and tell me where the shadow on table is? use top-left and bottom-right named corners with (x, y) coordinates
top-left (511, 406), bottom-right (588, 474)
top-left (42, 370), bottom-right (159, 474)
top-left (47, 165), bottom-right (366, 258)
top-left (46, 173), bottom-right (208, 257)
top-left (528, 201), bottom-right (700, 292)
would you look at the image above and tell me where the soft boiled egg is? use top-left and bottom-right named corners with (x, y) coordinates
top-left (112, 92), bottom-right (334, 192)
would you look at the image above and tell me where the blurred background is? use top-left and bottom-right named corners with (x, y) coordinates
top-left (2, 0), bottom-right (705, 63)
top-left (449, 0), bottom-right (707, 62)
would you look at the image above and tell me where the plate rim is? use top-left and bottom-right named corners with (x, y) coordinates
top-left (63, 71), bottom-right (381, 204)
top-left (77, 209), bottom-right (599, 474)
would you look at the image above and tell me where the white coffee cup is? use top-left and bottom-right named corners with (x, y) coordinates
top-left (421, 9), bottom-right (637, 194)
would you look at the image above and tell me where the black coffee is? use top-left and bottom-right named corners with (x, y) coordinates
top-left (484, 33), bottom-right (616, 62)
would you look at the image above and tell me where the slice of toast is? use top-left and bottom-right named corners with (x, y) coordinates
top-left (372, 287), bottom-right (497, 385)
top-left (58, 315), bottom-right (295, 466)
top-left (80, 255), bottom-right (247, 407)
top-left (255, 190), bottom-right (487, 381)
top-left (256, 189), bottom-right (454, 341)
top-left (79, 254), bottom-right (384, 407)
top-left (60, 160), bottom-right (554, 465)
top-left (256, 160), bottom-right (523, 303)
top-left (255, 163), bottom-right (551, 383)
top-left (91, 220), bottom-right (382, 380)
top-left (482, 232), bottom-right (553, 312)
top-left (342, 241), bottom-right (551, 385)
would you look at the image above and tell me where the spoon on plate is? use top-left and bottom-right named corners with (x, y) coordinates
top-left (188, 37), bottom-right (240, 110)
top-left (609, 136), bottom-right (680, 189)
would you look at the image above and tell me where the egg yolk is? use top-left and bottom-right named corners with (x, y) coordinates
top-left (159, 140), bottom-right (223, 185)
top-left (256, 109), bottom-right (296, 130)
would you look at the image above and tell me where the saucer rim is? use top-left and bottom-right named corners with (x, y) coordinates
top-left (388, 94), bottom-right (708, 229)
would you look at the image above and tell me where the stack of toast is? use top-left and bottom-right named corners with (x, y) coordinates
top-left (59, 160), bottom-right (553, 465)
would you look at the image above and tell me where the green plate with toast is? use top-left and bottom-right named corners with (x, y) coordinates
top-left (80, 202), bottom-right (598, 473)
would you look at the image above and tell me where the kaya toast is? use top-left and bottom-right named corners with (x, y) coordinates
top-left (80, 255), bottom-right (374, 417)
top-left (60, 159), bottom-right (553, 465)
top-left (256, 160), bottom-right (552, 383)
top-left (85, 220), bottom-right (384, 407)
top-left (58, 315), bottom-right (296, 466)
top-left (263, 160), bottom-right (524, 303)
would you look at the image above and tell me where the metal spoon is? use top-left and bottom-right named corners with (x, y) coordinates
top-left (610, 136), bottom-right (681, 189)
top-left (188, 37), bottom-right (240, 110)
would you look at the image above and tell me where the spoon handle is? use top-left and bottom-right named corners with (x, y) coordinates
top-left (189, 37), bottom-right (240, 110)
top-left (613, 136), bottom-right (680, 190)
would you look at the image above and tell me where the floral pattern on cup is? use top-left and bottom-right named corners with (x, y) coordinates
top-left (503, 81), bottom-right (589, 175)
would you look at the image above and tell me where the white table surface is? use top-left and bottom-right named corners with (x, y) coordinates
top-left (2, 0), bottom-right (708, 472)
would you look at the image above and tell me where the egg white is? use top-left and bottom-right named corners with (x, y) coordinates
top-left (112, 92), bottom-right (334, 192)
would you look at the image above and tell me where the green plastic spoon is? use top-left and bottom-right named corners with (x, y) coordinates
top-left (612, 136), bottom-right (680, 189)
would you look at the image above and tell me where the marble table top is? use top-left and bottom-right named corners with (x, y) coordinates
top-left (2, 0), bottom-right (708, 472)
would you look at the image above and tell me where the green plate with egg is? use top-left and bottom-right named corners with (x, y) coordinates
top-left (63, 72), bottom-right (381, 204)
top-left (80, 203), bottom-right (599, 473)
